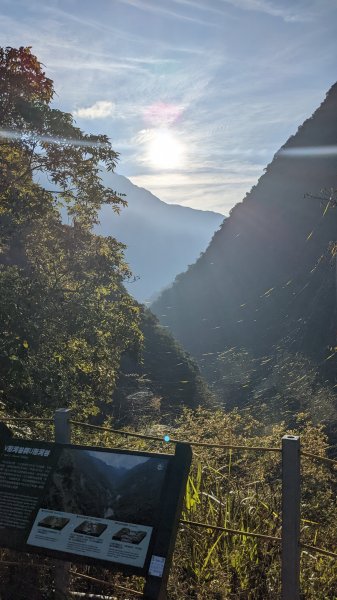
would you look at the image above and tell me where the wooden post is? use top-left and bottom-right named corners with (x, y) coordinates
top-left (281, 435), bottom-right (301, 600)
top-left (54, 408), bottom-right (71, 600)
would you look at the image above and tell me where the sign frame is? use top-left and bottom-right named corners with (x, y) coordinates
top-left (0, 436), bottom-right (191, 598)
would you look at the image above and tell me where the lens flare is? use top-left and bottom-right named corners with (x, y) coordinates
top-left (0, 129), bottom-right (109, 149)
top-left (280, 145), bottom-right (337, 157)
top-left (143, 102), bottom-right (184, 127)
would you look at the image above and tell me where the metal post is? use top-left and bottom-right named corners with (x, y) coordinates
top-left (281, 435), bottom-right (301, 600)
top-left (54, 408), bottom-right (71, 600)
top-left (143, 443), bottom-right (192, 600)
top-left (54, 408), bottom-right (71, 444)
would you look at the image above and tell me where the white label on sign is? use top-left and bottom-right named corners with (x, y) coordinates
top-left (27, 509), bottom-right (152, 568)
top-left (149, 555), bottom-right (166, 577)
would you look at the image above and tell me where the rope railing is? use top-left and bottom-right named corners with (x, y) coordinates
top-left (70, 419), bottom-right (281, 452)
top-left (0, 560), bottom-right (142, 597)
top-left (70, 593), bottom-right (115, 599)
top-left (70, 570), bottom-right (143, 597)
top-left (1, 417), bottom-right (53, 423)
top-left (2, 412), bottom-right (337, 598)
top-left (180, 520), bottom-right (337, 560)
top-left (70, 419), bottom-right (337, 467)
top-left (1, 531), bottom-right (337, 599)
top-left (300, 543), bottom-right (337, 560)
top-left (180, 519), bottom-right (281, 542)
top-left (2, 415), bottom-right (337, 467)
top-left (301, 450), bottom-right (337, 466)
top-left (0, 559), bottom-right (49, 568)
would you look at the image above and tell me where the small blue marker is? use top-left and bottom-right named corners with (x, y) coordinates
top-left (163, 435), bottom-right (170, 443)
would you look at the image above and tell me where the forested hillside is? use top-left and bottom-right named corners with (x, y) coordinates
top-left (0, 46), bottom-right (209, 421)
top-left (152, 83), bottom-right (337, 421)
top-left (112, 308), bottom-right (212, 425)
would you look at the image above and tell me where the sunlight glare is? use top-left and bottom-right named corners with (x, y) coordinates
top-left (147, 128), bottom-right (185, 169)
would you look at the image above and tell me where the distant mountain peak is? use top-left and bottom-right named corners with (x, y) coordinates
top-left (96, 172), bottom-right (224, 302)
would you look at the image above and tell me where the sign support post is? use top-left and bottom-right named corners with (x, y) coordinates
top-left (143, 443), bottom-right (192, 600)
top-left (54, 408), bottom-right (71, 600)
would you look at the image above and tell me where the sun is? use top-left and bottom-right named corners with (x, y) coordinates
top-left (146, 128), bottom-right (184, 169)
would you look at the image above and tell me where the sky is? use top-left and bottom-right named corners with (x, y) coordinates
top-left (1, 0), bottom-right (337, 215)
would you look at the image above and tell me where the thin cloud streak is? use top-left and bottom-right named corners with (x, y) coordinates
top-left (218, 0), bottom-right (313, 22)
top-left (47, 58), bottom-right (148, 74)
top-left (172, 0), bottom-right (231, 17)
top-left (115, 0), bottom-right (220, 27)
top-left (41, 4), bottom-right (155, 46)
top-left (39, 2), bottom-right (217, 59)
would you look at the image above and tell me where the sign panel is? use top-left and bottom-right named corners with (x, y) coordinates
top-left (0, 438), bottom-right (192, 578)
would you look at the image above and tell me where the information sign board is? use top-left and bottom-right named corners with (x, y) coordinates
top-left (0, 438), bottom-right (191, 584)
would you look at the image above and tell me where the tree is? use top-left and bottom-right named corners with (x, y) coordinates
top-left (0, 47), bottom-right (141, 417)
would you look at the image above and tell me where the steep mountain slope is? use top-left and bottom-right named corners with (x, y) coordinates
top-left (96, 173), bottom-right (224, 302)
top-left (112, 308), bottom-right (213, 425)
top-left (152, 84), bottom-right (337, 382)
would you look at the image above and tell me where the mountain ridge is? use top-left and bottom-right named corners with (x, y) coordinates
top-left (151, 83), bottom-right (337, 382)
top-left (96, 172), bottom-right (224, 302)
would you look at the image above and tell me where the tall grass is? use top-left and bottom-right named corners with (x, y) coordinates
top-left (1, 407), bottom-right (337, 598)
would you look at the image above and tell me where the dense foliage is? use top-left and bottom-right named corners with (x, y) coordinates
top-left (1, 409), bottom-right (337, 599)
top-left (112, 308), bottom-right (213, 425)
top-left (0, 46), bottom-right (210, 421)
top-left (0, 46), bottom-right (141, 417)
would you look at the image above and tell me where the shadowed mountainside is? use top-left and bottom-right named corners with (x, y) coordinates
top-left (152, 83), bottom-right (337, 387)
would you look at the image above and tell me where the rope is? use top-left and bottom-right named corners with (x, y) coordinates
top-left (181, 522), bottom-right (337, 560)
top-left (70, 420), bottom-right (281, 452)
top-left (70, 570), bottom-right (143, 597)
top-left (70, 594), bottom-right (115, 599)
top-left (70, 593), bottom-right (115, 599)
top-left (180, 519), bottom-right (281, 542)
top-left (3, 417), bottom-right (336, 466)
top-left (0, 559), bottom-right (26, 567)
top-left (301, 543), bottom-right (337, 560)
top-left (301, 451), bottom-right (337, 467)
top-left (70, 421), bottom-right (337, 465)
top-left (1, 417), bottom-right (53, 423)
top-left (0, 559), bottom-right (48, 568)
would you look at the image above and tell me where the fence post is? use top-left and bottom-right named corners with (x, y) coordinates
top-left (54, 408), bottom-right (71, 444)
top-left (54, 408), bottom-right (71, 600)
top-left (281, 434), bottom-right (300, 600)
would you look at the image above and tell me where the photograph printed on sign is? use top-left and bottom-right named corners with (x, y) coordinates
top-left (41, 448), bottom-right (168, 526)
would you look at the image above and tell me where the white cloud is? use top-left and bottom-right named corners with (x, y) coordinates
top-left (73, 101), bottom-right (115, 120)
